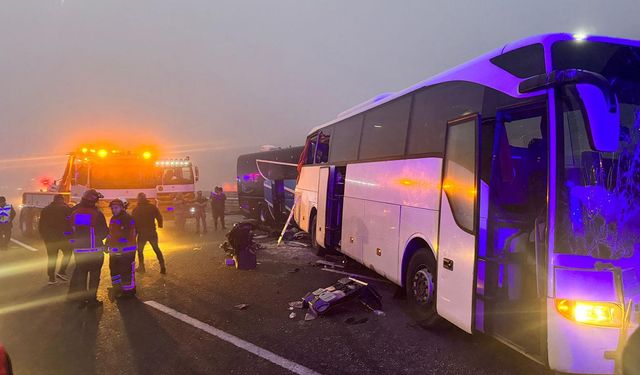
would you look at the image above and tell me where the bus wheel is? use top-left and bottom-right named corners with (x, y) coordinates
top-left (309, 215), bottom-right (325, 256)
top-left (405, 249), bottom-right (441, 327)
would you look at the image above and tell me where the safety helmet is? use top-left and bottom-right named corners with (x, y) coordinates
top-left (82, 189), bottom-right (103, 202)
top-left (109, 198), bottom-right (128, 209)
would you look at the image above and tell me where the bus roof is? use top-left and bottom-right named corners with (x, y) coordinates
top-left (308, 33), bottom-right (640, 136)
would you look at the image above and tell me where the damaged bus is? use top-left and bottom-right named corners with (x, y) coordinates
top-left (294, 33), bottom-right (640, 374)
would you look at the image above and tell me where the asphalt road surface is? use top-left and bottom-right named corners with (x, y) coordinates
top-left (0, 215), bottom-right (551, 375)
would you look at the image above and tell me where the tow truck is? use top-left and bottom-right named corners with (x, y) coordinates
top-left (19, 146), bottom-right (199, 236)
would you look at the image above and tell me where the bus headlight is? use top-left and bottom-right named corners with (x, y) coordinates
top-left (555, 299), bottom-right (623, 328)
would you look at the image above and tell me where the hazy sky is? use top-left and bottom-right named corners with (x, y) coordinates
top-left (1, 0), bottom-right (638, 199)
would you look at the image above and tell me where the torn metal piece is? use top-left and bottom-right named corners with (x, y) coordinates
top-left (234, 304), bottom-right (250, 310)
top-left (288, 301), bottom-right (305, 309)
top-left (315, 260), bottom-right (345, 269)
top-left (304, 310), bottom-right (318, 321)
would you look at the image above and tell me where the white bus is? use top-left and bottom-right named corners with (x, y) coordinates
top-left (294, 33), bottom-right (640, 374)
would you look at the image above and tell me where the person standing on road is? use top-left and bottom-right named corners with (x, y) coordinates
top-left (38, 194), bottom-right (73, 285)
top-left (106, 199), bottom-right (137, 300)
top-left (68, 189), bottom-right (108, 309)
top-left (132, 193), bottom-right (166, 274)
top-left (172, 193), bottom-right (187, 232)
top-left (194, 190), bottom-right (208, 234)
top-left (0, 197), bottom-right (16, 250)
top-left (210, 186), bottom-right (227, 230)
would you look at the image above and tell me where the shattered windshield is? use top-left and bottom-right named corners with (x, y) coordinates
top-left (554, 40), bottom-right (640, 259)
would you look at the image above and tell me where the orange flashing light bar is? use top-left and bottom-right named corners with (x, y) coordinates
top-left (155, 159), bottom-right (191, 167)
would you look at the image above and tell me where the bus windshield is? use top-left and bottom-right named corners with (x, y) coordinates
top-left (554, 40), bottom-right (640, 259)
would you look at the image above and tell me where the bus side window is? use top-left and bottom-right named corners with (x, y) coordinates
top-left (305, 135), bottom-right (318, 164)
top-left (315, 131), bottom-right (331, 163)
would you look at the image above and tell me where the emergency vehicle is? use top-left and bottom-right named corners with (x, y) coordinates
top-left (19, 146), bottom-right (198, 236)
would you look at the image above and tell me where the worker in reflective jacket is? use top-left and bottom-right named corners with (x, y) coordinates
top-left (106, 199), bottom-right (137, 300)
top-left (0, 196), bottom-right (16, 250)
top-left (68, 189), bottom-right (109, 309)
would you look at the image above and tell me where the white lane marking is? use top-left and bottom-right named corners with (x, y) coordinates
top-left (10, 239), bottom-right (39, 252)
top-left (144, 301), bottom-right (321, 375)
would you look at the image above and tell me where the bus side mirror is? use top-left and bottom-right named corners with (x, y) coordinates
top-left (195, 166), bottom-right (200, 182)
top-left (576, 83), bottom-right (620, 152)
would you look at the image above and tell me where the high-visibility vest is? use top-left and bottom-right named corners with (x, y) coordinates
top-left (0, 205), bottom-right (12, 224)
top-left (70, 206), bottom-right (101, 253)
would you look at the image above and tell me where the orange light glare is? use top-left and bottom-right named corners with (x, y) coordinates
top-left (555, 299), bottom-right (622, 327)
top-left (142, 151), bottom-right (152, 160)
top-left (81, 148), bottom-right (88, 154)
top-left (97, 149), bottom-right (108, 158)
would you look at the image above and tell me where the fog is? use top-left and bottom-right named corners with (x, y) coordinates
top-left (0, 0), bottom-right (638, 202)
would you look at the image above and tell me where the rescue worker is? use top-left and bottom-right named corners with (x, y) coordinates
top-left (68, 189), bottom-right (108, 309)
top-left (132, 193), bottom-right (166, 274)
top-left (106, 199), bottom-right (137, 301)
top-left (210, 186), bottom-right (227, 230)
top-left (172, 193), bottom-right (187, 232)
top-left (38, 194), bottom-right (73, 285)
top-left (0, 197), bottom-right (16, 250)
top-left (194, 190), bottom-right (208, 234)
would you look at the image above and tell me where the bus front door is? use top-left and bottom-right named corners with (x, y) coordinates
top-left (478, 104), bottom-right (548, 359)
top-left (436, 115), bottom-right (480, 333)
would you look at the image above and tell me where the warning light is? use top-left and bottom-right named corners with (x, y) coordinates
top-left (97, 149), bottom-right (108, 158)
top-left (142, 151), bottom-right (152, 160)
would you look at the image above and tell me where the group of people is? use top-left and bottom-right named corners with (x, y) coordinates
top-left (174, 187), bottom-right (227, 234)
top-left (0, 186), bottom-right (226, 308)
top-left (39, 190), bottom-right (165, 308)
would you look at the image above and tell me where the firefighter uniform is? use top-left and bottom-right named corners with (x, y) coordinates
top-left (68, 190), bottom-right (108, 308)
top-left (107, 204), bottom-right (137, 299)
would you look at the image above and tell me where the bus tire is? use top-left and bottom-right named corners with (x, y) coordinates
top-left (309, 215), bottom-right (325, 256)
top-left (405, 249), bottom-right (441, 327)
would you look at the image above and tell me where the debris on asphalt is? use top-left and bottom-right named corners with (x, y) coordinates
top-left (315, 259), bottom-right (345, 269)
top-left (288, 301), bottom-right (305, 309)
top-left (225, 258), bottom-right (235, 267)
top-left (288, 306), bottom-right (294, 310)
top-left (289, 277), bottom-right (382, 321)
top-left (373, 310), bottom-right (386, 317)
top-left (289, 312), bottom-right (297, 319)
top-left (220, 222), bottom-right (261, 270)
top-left (304, 311), bottom-right (318, 321)
top-left (288, 267), bottom-right (300, 273)
top-left (286, 241), bottom-right (310, 248)
top-left (234, 304), bottom-right (250, 310)
top-left (344, 317), bottom-right (368, 325)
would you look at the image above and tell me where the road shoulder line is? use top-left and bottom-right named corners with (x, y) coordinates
top-left (144, 300), bottom-right (321, 375)
top-left (10, 238), bottom-right (39, 252)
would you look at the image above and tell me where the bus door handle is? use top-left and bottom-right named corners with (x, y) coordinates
top-left (443, 258), bottom-right (454, 271)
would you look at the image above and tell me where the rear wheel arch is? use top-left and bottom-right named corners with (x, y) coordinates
top-left (401, 236), bottom-right (436, 288)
